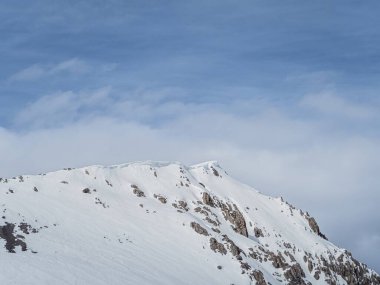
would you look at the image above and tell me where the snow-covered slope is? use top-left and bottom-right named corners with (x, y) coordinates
top-left (0, 161), bottom-right (379, 285)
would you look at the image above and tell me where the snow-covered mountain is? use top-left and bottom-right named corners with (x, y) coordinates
top-left (0, 161), bottom-right (379, 285)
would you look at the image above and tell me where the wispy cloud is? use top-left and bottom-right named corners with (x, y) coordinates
top-left (9, 58), bottom-right (89, 81)
top-left (14, 87), bottom-right (112, 127)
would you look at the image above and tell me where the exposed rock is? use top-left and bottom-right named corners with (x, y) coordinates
top-left (82, 188), bottom-right (91, 194)
top-left (315, 251), bottom-right (380, 285)
top-left (222, 235), bottom-right (243, 260)
top-left (240, 262), bottom-right (251, 270)
top-left (251, 270), bottom-right (267, 285)
top-left (19, 223), bottom-right (38, 234)
top-left (211, 227), bottom-right (220, 233)
top-left (209, 238), bottom-right (227, 255)
top-left (268, 251), bottom-right (288, 269)
top-left (205, 217), bottom-right (219, 227)
top-left (194, 206), bottom-right (209, 217)
top-left (202, 192), bottom-right (215, 207)
top-left (284, 263), bottom-right (306, 285)
top-left (178, 201), bottom-right (189, 211)
top-left (0, 223), bottom-right (27, 253)
top-left (306, 215), bottom-right (327, 240)
top-left (190, 222), bottom-right (209, 236)
top-left (153, 194), bottom-right (167, 204)
top-left (131, 185), bottom-right (145, 197)
top-left (220, 203), bottom-right (248, 237)
top-left (254, 227), bottom-right (264, 238)
top-left (308, 260), bottom-right (313, 272)
top-left (210, 166), bottom-right (220, 177)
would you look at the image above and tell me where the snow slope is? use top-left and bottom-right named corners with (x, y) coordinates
top-left (0, 161), bottom-right (379, 285)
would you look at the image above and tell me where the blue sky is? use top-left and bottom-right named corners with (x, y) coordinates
top-left (1, 0), bottom-right (380, 272)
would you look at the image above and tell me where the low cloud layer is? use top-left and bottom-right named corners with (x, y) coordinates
top-left (1, 89), bottom-right (379, 272)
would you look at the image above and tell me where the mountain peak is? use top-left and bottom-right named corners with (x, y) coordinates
top-left (190, 160), bottom-right (220, 168)
top-left (0, 161), bottom-right (379, 284)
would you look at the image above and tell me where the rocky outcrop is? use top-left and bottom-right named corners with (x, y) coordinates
top-left (190, 222), bottom-right (209, 236)
top-left (153, 194), bottom-right (167, 204)
top-left (254, 227), bottom-right (264, 238)
top-left (220, 202), bottom-right (248, 237)
top-left (82, 188), bottom-right (91, 194)
top-left (210, 166), bottom-right (220, 177)
top-left (131, 185), bottom-right (145, 197)
top-left (268, 251), bottom-right (288, 269)
top-left (202, 192), bottom-right (215, 207)
top-left (173, 200), bottom-right (189, 211)
top-left (284, 263), bottom-right (306, 285)
top-left (251, 270), bottom-right (267, 285)
top-left (305, 215), bottom-right (327, 240)
top-left (0, 223), bottom-right (27, 253)
top-left (209, 238), bottom-right (227, 255)
top-left (311, 251), bottom-right (380, 285)
top-left (222, 235), bottom-right (243, 260)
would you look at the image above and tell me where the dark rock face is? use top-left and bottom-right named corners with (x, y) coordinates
top-left (284, 263), bottom-right (306, 285)
top-left (0, 223), bottom-right (27, 253)
top-left (222, 235), bottom-right (243, 260)
top-left (131, 185), bottom-right (145, 197)
top-left (82, 188), bottom-right (91, 194)
top-left (313, 252), bottom-right (380, 285)
top-left (209, 238), bottom-right (227, 255)
top-left (202, 192), bottom-right (215, 207)
top-left (210, 166), bottom-right (220, 177)
top-left (19, 223), bottom-right (38, 234)
top-left (240, 262), bottom-right (251, 271)
top-left (153, 194), bottom-right (167, 204)
top-left (220, 203), bottom-right (248, 237)
top-left (205, 217), bottom-right (218, 227)
top-left (190, 222), bottom-right (209, 236)
top-left (253, 227), bottom-right (264, 238)
top-left (178, 201), bottom-right (189, 211)
top-left (268, 251), bottom-right (288, 269)
top-left (306, 215), bottom-right (327, 240)
top-left (251, 270), bottom-right (267, 285)
top-left (307, 260), bottom-right (313, 272)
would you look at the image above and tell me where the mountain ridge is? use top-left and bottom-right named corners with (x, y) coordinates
top-left (0, 161), bottom-right (379, 285)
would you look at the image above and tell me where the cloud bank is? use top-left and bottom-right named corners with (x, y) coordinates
top-left (0, 88), bottom-right (379, 271)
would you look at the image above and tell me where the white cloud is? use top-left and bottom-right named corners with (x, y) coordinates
top-left (300, 92), bottom-right (377, 120)
top-left (14, 87), bottom-right (112, 127)
top-left (49, 58), bottom-right (89, 74)
top-left (9, 58), bottom-right (89, 81)
top-left (1, 90), bottom-right (380, 272)
top-left (9, 65), bottom-right (46, 81)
